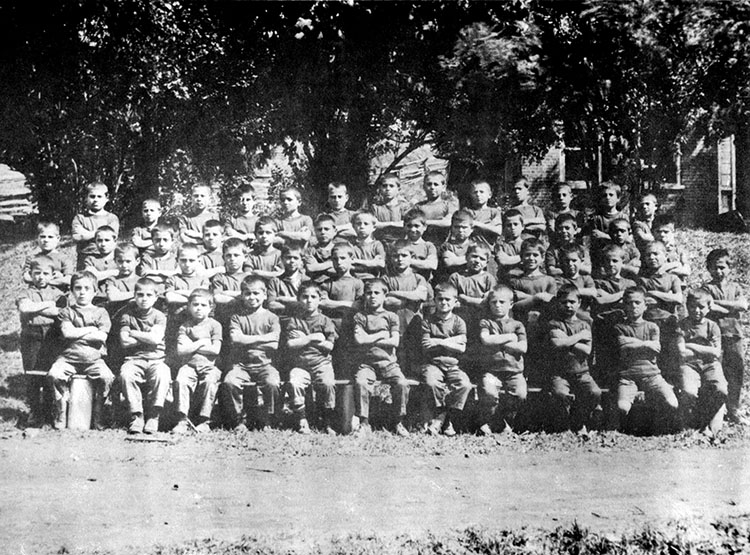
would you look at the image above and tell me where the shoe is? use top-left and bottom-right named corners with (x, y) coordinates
top-left (478, 423), bottom-right (493, 436)
top-left (442, 422), bottom-right (456, 437)
top-left (351, 415), bottom-right (360, 432)
top-left (194, 421), bottom-right (211, 433)
top-left (143, 417), bottom-right (159, 434)
top-left (172, 419), bottom-right (189, 434)
top-left (395, 422), bottom-right (410, 437)
top-left (324, 426), bottom-right (337, 436)
top-left (128, 414), bottom-right (145, 434)
top-left (234, 422), bottom-right (249, 433)
top-left (298, 418), bottom-right (311, 435)
top-left (354, 422), bottom-right (372, 436)
top-left (426, 414), bottom-right (446, 435)
top-left (499, 420), bottom-right (514, 434)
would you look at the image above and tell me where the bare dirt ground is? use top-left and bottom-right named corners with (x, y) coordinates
top-left (1, 430), bottom-right (749, 554)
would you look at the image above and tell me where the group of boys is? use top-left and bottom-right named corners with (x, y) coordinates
top-left (16, 174), bottom-right (747, 438)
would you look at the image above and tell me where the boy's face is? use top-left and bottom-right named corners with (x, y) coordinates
top-left (364, 285), bottom-right (387, 310)
top-left (331, 251), bottom-right (353, 274)
top-left (116, 252), bottom-right (138, 276)
top-left (241, 283), bottom-right (267, 310)
top-left (239, 192), bottom-right (255, 214)
top-left (38, 229), bottom-right (60, 252)
top-left (391, 247), bottom-right (413, 272)
top-left (86, 187), bottom-right (108, 212)
top-left (451, 220), bottom-right (473, 241)
top-left (559, 292), bottom-right (581, 319)
top-left (31, 267), bottom-right (53, 289)
top-left (134, 286), bottom-right (158, 312)
top-left (151, 231), bottom-right (174, 255)
top-left (328, 187), bottom-right (348, 211)
top-left (223, 247), bottom-right (246, 273)
top-left (282, 251), bottom-right (303, 273)
top-left (405, 220), bottom-right (425, 241)
top-left (600, 188), bottom-right (619, 209)
top-left (503, 217), bottom-right (523, 239)
top-left (178, 250), bottom-right (200, 275)
top-left (708, 257), bottom-right (730, 282)
top-left (379, 179), bottom-right (399, 201)
top-left (521, 248), bottom-right (542, 272)
top-left (624, 293), bottom-right (646, 320)
top-left (314, 220), bottom-right (337, 244)
top-left (488, 291), bottom-right (513, 319)
top-left (602, 253), bottom-right (623, 279)
top-left (423, 176), bottom-right (445, 201)
top-left (192, 187), bottom-right (210, 210)
top-left (511, 182), bottom-right (529, 204)
top-left (687, 297), bottom-right (711, 322)
top-left (434, 290), bottom-right (458, 315)
top-left (72, 279), bottom-right (96, 306)
top-left (353, 216), bottom-right (376, 239)
top-left (561, 252), bottom-right (581, 277)
top-left (202, 226), bottom-right (223, 250)
top-left (653, 224), bottom-right (674, 246)
top-left (255, 224), bottom-right (276, 248)
top-left (299, 288), bottom-right (322, 314)
top-left (188, 296), bottom-right (212, 320)
top-left (280, 191), bottom-right (300, 213)
top-left (554, 188), bottom-right (572, 209)
top-left (142, 203), bottom-right (161, 225)
top-left (470, 183), bottom-right (491, 207)
top-left (638, 197), bottom-right (657, 219)
top-left (609, 222), bottom-right (631, 245)
top-left (466, 250), bottom-right (489, 273)
top-left (95, 233), bottom-right (116, 255)
top-left (556, 221), bottom-right (578, 243)
top-left (644, 246), bottom-right (665, 270)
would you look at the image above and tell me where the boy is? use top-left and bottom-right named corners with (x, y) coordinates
top-left (352, 278), bottom-right (410, 436)
top-left (507, 177), bottom-right (546, 237)
top-left (103, 244), bottom-right (141, 316)
top-left (545, 182), bottom-right (583, 236)
top-left (131, 199), bottom-right (162, 255)
top-left (509, 238), bottom-right (557, 327)
top-left (17, 256), bottom-right (65, 426)
top-left (324, 182), bottom-right (355, 239)
top-left (465, 180), bottom-right (503, 248)
top-left (674, 289), bottom-right (727, 435)
top-left (277, 187), bottom-right (314, 245)
top-left (22, 222), bottom-right (73, 288)
top-left (545, 213), bottom-right (591, 277)
top-left (267, 243), bottom-right (307, 320)
top-left (350, 211), bottom-right (386, 280)
top-left (164, 243), bottom-right (211, 317)
top-left (179, 184), bottom-right (219, 244)
top-left (138, 223), bottom-right (179, 291)
top-left (225, 184), bottom-right (257, 244)
top-left (83, 226), bottom-right (119, 283)
top-left (402, 209), bottom-right (438, 281)
top-left (702, 248), bottom-right (748, 423)
top-left (173, 288), bottom-right (223, 433)
top-left (603, 217), bottom-right (640, 279)
top-left (199, 219), bottom-right (225, 277)
top-left (371, 173), bottom-right (409, 246)
top-left (494, 209), bottom-right (525, 282)
top-left (448, 243), bottom-right (496, 341)
top-left (555, 245), bottom-right (597, 320)
top-left (437, 209), bottom-right (475, 282)
top-left (118, 278), bottom-right (171, 434)
top-left (47, 271), bottom-right (115, 429)
top-left (613, 287), bottom-right (679, 431)
top-left (304, 214), bottom-right (338, 284)
top-left (632, 193), bottom-right (658, 254)
top-left (652, 214), bottom-right (690, 279)
top-left (284, 282), bottom-right (338, 434)
top-left (638, 241), bottom-right (683, 330)
top-left (320, 243), bottom-right (365, 331)
top-left (414, 170), bottom-right (458, 245)
top-left (547, 285), bottom-right (602, 431)
top-left (419, 282), bottom-right (470, 437)
top-left (243, 216), bottom-right (283, 278)
top-left (584, 182), bottom-right (625, 262)
top-left (211, 238), bottom-right (249, 322)
top-left (223, 276), bottom-right (281, 430)
top-left (478, 285), bottom-right (527, 435)
top-left (72, 181), bottom-right (120, 270)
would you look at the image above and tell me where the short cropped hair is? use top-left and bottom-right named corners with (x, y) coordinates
top-left (503, 209), bottom-right (524, 223)
top-left (115, 244), bottom-right (139, 260)
top-left (29, 255), bottom-right (55, 272)
top-left (315, 214), bottom-right (336, 227)
top-left (327, 182), bottom-right (349, 194)
top-left (178, 243), bottom-right (201, 257)
top-left (424, 170), bottom-right (446, 185)
top-left (134, 277), bottom-right (158, 293)
top-left (151, 223), bottom-right (176, 239)
top-left (142, 198), bottom-right (161, 209)
top-left (600, 243), bottom-right (625, 260)
top-left (599, 181), bottom-right (621, 197)
top-left (520, 237), bottom-right (545, 256)
top-left (686, 288), bottom-right (712, 305)
top-left (363, 278), bottom-right (388, 294)
top-left (556, 283), bottom-right (580, 300)
top-left (608, 217), bottom-right (631, 232)
top-left (298, 281), bottom-right (323, 298)
top-left (281, 242), bottom-right (304, 257)
top-left (451, 209), bottom-right (474, 225)
top-left (203, 219), bottom-right (222, 231)
top-left (281, 187), bottom-right (302, 201)
top-left (223, 237), bottom-right (248, 254)
top-left (241, 275), bottom-right (267, 292)
top-left (351, 211), bottom-right (377, 225)
top-left (86, 181), bottom-right (108, 195)
top-left (643, 240), bottom-right (666, 254)
top-left (331, 242), bottom-right (354, 258)
top-left (488, 284), bottom-right (514, 301)
top-left (71, 271), bottom-right (98, 289)
top-left (239, 184), bottom-right (256, 197)
top-left (391, 240), bottom-right (415, 256)
top-left (188, 287), bottom-right (214, 306)
top-left (706, 248), bottom-right (731, 269)
top-left (467, 243), bottom-right (491, 259)
top-left (255, 216), bottom-right (279, 233)
top-left (378, 173), bottom-right (400, 186)
top-left (652, 214), bottom-right (675, 230)
top-left (555, 213), bottom-right (577, 228)
top-left (95, 225), bottom-right (117, 239)
top-left (433, 282), bottom-right (458, 298)
top-left (560, 244), bottom-right (585, 260)
top-left (622, 286), bottom-right (647, 302)
top-left (404, 209), bottom-right (426, 226)
top-left (37, 222), bottom-right (60, 235)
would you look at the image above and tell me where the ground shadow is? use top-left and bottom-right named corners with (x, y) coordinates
top-left (0, 331), bottom-right (19, 352)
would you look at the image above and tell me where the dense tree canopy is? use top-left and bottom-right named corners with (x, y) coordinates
top-left (1, 0), bottom-right (750, 225)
